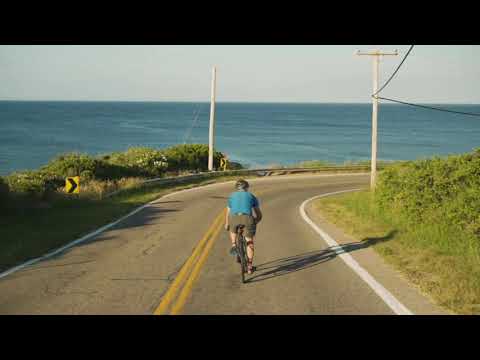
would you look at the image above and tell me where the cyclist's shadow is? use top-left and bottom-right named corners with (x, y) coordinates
top-left (245, 248), bottom-right (337, 283)
top-left (246, 231), bottom-right (397, 283)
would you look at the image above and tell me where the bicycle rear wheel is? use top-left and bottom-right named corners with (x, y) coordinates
top-left (237, 234), bottom-right (246, 284)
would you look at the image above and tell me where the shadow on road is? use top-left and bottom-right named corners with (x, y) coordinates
top-left (41, 206), bottom-right (181, 262)
top-left (246, 230), bottom-right (397, 283)
top-left (335, 230), bottom-right (397, 253)
top-left (112, 207), bottom-right (180, 231)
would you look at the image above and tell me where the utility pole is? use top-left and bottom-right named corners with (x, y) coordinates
top-left (356, 48), bottom-right (398, 189)
top-left (208, 66), bottom-right (217, 171)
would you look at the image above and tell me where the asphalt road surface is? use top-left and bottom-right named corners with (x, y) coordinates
top-left (0, 173), bottom-right (445, 315)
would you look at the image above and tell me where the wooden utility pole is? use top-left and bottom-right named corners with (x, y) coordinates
top-left (208, 66), bottom-right (217, 171)
top-left (356, 49), bottom-right (398, 189)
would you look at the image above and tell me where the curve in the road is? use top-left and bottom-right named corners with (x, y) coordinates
top-left (299, 191), bottom-right (413, 315)
top-left (0, 180), bottom-right (240, 281)
top-left (0, 173), bottom-right (442, 315)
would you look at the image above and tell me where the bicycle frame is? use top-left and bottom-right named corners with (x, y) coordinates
top-left (235, 225), bottom-right (248, 284)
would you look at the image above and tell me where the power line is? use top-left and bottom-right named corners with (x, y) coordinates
top-left (370, 45), bottom-right (480, 117)
top-left (183, 104), bottom-right (203, 144)
top-left (372, 45), bottom-right (414, 98)
top-left (378, 96), bottom-right (480, 117)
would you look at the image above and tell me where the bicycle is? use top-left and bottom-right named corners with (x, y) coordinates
top-left (234, 225), bottom-right (248, 284)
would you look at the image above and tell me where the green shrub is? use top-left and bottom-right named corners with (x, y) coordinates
top-left (80, 170), bottom-right (95, 181)
top-left (106, 147), bottom-right (168, 177)
top-left (162, 144), bottom-right (223, 172)
top-left (226, 161), bottom-right (244, 170)
top-left (375, 148), bottom-right (480, 238)
top-left (3, 144), bottom-right (237, 203)
top-left (94, 160), bottom-right (138, 180)
top-left (6, 169), bottom-right (64, 199)
top-left (41, 153), bottom-right (99, 178)
top-left (39, 151), bottom-right (155, 181)
top-left (98, 144), bottom-right (224, 178)
top-left (6, 171), bottom-right (46, 200)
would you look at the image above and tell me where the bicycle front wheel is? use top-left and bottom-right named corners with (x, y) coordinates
top-left (237, 235), bottom-right (246, 284)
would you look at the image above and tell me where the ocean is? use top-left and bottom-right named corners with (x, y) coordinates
top-left (1, 101), bottom-right (480, 175)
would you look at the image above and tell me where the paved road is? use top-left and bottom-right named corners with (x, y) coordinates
top-left (0, 173), bottom-right (443, 314)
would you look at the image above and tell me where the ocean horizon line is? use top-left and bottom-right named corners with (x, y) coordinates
top-left (1, 99), bottom-right (480, 106)
top-left (2, 100), bottom-right (479, 176)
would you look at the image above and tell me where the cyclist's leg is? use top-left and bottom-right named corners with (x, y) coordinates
top-left (228, 215), bottom-right (238, 251)
top-left (244, 216), bottom-right (256, 273)
top-left (245, 216), bottom-right (256, 260)
top-left (245, 235), bottom-right (254, 261)
top-left (244, 235), bottom-right (254, 274)
top-left (229, 230), bottom-right (237, 247)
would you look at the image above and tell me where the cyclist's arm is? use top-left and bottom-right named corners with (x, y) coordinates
top-left (252, 206), bottom-right (262, 223)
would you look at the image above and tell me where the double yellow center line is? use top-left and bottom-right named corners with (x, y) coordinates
top-left (154, 208), bottom-right (226, 315)
top-left (154, 188), bottom-right (270, 315)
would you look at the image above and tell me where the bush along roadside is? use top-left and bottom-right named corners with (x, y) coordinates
top-left (315, 148), bottom-right (480, 314)
top-left (2, 144), bottom-right (236, 204)
top-left (0, 142), bottom-right (245, 273)
top-left (0, 176), bottom-right (10, 209)
top-left (374, 148), bottom-right (480, 240)
top-left (0, 172), bottom-right (259, 274)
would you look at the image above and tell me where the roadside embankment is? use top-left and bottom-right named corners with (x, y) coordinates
top-left (0, 144), bottom-right (238, 272)
top-left (0, 143), bottom-right (371, 275)
top-left (312, 149), bottom-right (480, 314)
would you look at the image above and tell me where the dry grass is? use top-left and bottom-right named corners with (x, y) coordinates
top-left (313, 191), bottom-right (480, 315)
top-left (73, 177), bottom-right (144, 200)
top-left (0, 173), bottom-right (259, 273)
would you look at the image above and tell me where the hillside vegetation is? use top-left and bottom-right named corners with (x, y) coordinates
top-left (0, 143), bottom-right (247, 273)
top-left (0, 144), bottom-right (241, 203)
top-left (315, 148), bottom-right (480, 314)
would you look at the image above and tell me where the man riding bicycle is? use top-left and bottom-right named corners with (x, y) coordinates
top-left (225, 179), bottom-right (262, 274)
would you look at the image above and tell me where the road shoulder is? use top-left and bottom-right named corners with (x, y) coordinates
top-left (304, 200), bottom-right (451, 315)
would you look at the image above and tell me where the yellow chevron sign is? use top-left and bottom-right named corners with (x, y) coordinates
top-left (220, 158), bottom-right (228, 171)
top-left (65, 176), bottom-right (80, 194)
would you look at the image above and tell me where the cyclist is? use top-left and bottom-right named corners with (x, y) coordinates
top-left (225, 179), bottom-right (262, 274)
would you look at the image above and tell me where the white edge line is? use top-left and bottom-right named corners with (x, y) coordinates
top-left (0, 180), bottom-right (231, 280)
top-left (299, 189), bottom-right (413, 315)
top-left (0, 172), bottom-right (368, 281)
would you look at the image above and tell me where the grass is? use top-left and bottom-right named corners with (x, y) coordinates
top-left (79, 177), bottom-right (145, 199)
top-left (0, 164), bottom-right (373, 274)
top-left (0, 163), bottom-right (389, 276)
top-left (313, 190), bottom-right (480, 315)
top-left (0, 173), bottom-right (254, 274)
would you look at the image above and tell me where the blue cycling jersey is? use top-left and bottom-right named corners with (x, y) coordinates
top-left (227, 191), bottom-right (259, 216)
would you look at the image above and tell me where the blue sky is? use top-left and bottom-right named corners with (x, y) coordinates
top-left (0, 45), bottom-right (479, 103)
